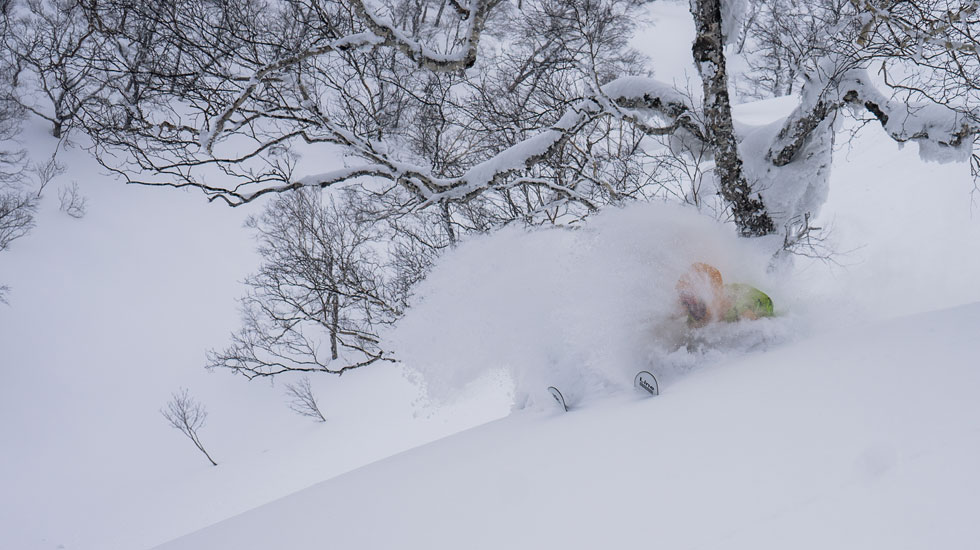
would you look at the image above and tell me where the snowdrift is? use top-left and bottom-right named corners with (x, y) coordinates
top-left (157, 302), bottom-right (980, 550)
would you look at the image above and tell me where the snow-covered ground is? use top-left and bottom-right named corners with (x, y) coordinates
top-left (158, 301), bottom-right (980, 550)
top-left (3, 105), bottom-right (977, 549)
top-left (3, 2), bottom-right (980, 549)
top-left (0, 132), bottom-right (510, 550)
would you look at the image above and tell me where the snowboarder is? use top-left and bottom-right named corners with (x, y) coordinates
top-left (676, 262), bottom-right (774, 328)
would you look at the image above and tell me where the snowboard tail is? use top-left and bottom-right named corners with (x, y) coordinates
top-left (548, 371), bottom-right (658, 412)
top-left (547, 386), bottom-right (568, 412)
top-left (634, 371), bottom-right (659, 396)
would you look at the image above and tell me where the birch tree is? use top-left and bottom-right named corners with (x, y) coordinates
top-left (207, 189), bottom-right (400, 378)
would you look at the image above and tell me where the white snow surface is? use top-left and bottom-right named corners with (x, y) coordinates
top-left (158, 301), bottom-right (980, 550)
top-left (0, 127), bottom-right (510, 550)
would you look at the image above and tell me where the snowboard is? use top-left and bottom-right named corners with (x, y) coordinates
top-left (547, 386), bottom-right (568, 412)
top-left (634, 370), bottom-right (660, 396)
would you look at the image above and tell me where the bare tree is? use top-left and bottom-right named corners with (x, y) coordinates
top-left (0, 29), bottom-right (34, 302)
top-left (0, 190), bottom-right (35, 302)
top-left (29, 149), bottom-right (64, 199)
top-left (78, 0), bottom-right (657, 235)
top-left (284, 377), bottom-right (327, 422)
top-left (0, 175), bottom-right (34, 257)
top-left (4, 0), bottom-right (107, 139)
top-left (161, 388), bottom-right (218, 466)
top-left (736, 0), bottom-right (850, 99)
top-left (207, 189), bottom-right (402, 378)
top-left (58, 181), bottom-right (86, 218)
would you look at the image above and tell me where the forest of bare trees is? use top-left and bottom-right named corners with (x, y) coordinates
top-left (2, 0), bottom-right (978, 374)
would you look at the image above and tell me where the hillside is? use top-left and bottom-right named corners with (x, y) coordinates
top-left (3, 91), bottom-right (979, 550)
top-left (157, 302), bottom-right (980, 549)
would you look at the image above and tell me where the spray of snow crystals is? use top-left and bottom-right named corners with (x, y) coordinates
top-left (390, 202), bottom-right (795, 409)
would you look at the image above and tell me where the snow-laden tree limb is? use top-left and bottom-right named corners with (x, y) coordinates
top-left (351, 0), bottom-right (500, 71)
top-left (199, 33), bottom-right (385, 155)
top-left (184, 76), bottom-right (704, 209)
top-left (768, 67), bottom-right (978, 168)
top-left (198, 0), bottom-right (501, 154)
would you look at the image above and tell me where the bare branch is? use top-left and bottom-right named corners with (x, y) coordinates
top-left (350, 0), bottom-right (500, 71)
top-left (161, 389), bottom-right (218, 466)
top-left (58, 181), bottom-right (87, 218)
top-left (284, 377), bottom-right (327, 422)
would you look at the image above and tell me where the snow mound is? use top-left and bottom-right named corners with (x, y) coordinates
top-left (390, 202), bottom-right (793, 408)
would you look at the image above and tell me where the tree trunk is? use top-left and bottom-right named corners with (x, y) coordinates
top-left (330, 291), bottom-right (339, 361)
top-left (689, 0), bottom-right (775, 237)
top-left (441, 200), bottom-right (457, 246)
top-left (328, 258), bottom-right (339, 361)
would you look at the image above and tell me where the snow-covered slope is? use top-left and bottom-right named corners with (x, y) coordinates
top-left (157, 302), bottom-right (980, 549)
top-left (4, 3), bottom-right (980, 548)
top-left (3, 91), bottom-right (977, 550)
top-left (0, 128), bottom-right (511, 550)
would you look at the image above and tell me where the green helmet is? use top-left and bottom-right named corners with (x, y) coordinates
top-left (722, 283), bottom-right (774, 322)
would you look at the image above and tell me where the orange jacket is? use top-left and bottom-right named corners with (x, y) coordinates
top-left (676, 262), bottom-right (731, 327)
top-left (676, 263), bottom-right (774, 327)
